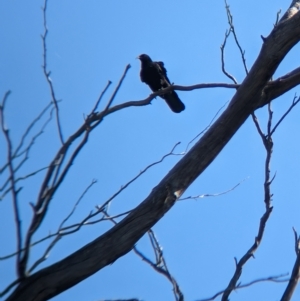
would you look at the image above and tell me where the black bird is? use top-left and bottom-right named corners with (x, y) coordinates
top-left (138, 54), bottom-right (185, 113)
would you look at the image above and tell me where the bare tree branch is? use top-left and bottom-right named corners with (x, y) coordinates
top-left (105, 212), bottom-right (183, 301)
top-left (180, 178), bottom-right (246, 201)
top-left (262, 66), bottom-right (300, 107)
top-left (275, 9), bottom-right (282, 26)
top-left (221, 102), bottom-right (275, 301)
top-left (0, 108), bottom-right (54, 197)
top-left (103, 65), bottom-right (131, 112)
top-left (14, 101), bottom-right (53, 158)
top-left (28, 235), bottom-right (61, 274)
top-left (91, 80), bottom-right (112, 113)
top-left (198, 274), bottom-right (289, 301)
top-left (133, 230), bottom-right (184, 301)
top-left (0, 91), bottom-right (23, 277)
top-left (0, 101), bottom-right (53, 175)
top-left (1, 142), bottom-right (179, 261)
top-left (280, 227), bottom-right (300, 301)
top-left (220, 29), bottom-right (238, 84)
top-left (1, 165), bottom-right (51, 201)
top-left (292, 227), bottom-right (300, 255)
top-left (224, 0), bottom-right (248, 74)
top-left (0, 279), bottom-right (21, 299)
top-left (185, 100), bottom-right (229, 152)
top-left (270, 95), bottom-right (300, 136)
top-left (41, 0), bottom-right (64, 144)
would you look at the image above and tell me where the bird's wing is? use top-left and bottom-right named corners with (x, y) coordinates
top-left (155, 61), bottom-right (172, 88)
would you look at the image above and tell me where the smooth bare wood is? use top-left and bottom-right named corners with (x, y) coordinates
top-left (6, 7), bottom-right (300, 301)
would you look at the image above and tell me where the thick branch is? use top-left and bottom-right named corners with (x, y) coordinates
top-left (261, 66), bottom-right (300, 106)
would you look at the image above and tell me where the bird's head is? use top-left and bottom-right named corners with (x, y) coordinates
top-left (137, 54), bottom-right (152, 63)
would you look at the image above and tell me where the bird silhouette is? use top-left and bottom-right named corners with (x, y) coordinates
top-left (138, 54), bottom-right (185, 113)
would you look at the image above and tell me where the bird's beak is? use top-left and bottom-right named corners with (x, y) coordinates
top-left (136, 56), bottom-right (140, 59)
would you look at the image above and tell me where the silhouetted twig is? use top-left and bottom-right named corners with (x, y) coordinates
top-left (41, 0), bottom-right (64, 144)
top-left (198, 274), bottom-right (288, 301)
top-left (220, 28), bottom-right (238, 84)
top-left (0, 91), bottom-right (23, 277)
top-left (105, 210), bottom-right (184, 301)
top-left (224, 0), bottom-right (248, 74)
top-left (180, 178), bottom-right (247, 201)
top-left (280, 227), bottom-right (300, 301)
top-left (133, 230), bottom-right (184, 301)
top-left (221, 103), bottom-right (275, 301)
top-left (271, 95), bottom-right (300, 136)
top-left (92, 80), bottom-right (112, 113)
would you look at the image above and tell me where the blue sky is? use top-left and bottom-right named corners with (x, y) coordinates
top-left (1, 1), bottom-right (300, 300)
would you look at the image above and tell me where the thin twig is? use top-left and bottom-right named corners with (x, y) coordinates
top-left (28, 235), bottom-right (61, 273)
top-left (14, 101), bottom-right (53, 157)
top-left (264, 102), bottom-right (273, 208)
top-left (91, 80), bottom-right (112, 113)
top-left (104, 210), bottom-right (184, 301)
top-left (1, 142), bottom-right (179, 260)
top-left (185, 100), bottom-right (229, 153)
top-left (0, 102), bottom-right (53, 175)
top-left (0, 108), bottom-right (54, 195)
top-left (280, 228), bottom-right (300, 301)
top-left (0, 165), bottom-right (51, 200)
top-left (275, 9), bottom-right (282, 26)
top-left (0, 91), bottom-right (23, 277)
top-left (140, 230), bottom-right (184, 301)
top-left (220, 29), bottom-right (238, 84)
top-left (198, 274), bottom-right (289, 301)
top-left (222, 103), bottom-right (275, 300)
top-left (41, 0), bottom-right (64, 144)
top-left (270, 95), bottom-right (300, 136)
top-left (94, 82), bottom-right (239, 120)
top-left (251, 113), bottom-right (265, 142)
top-left (224, 0), bottom-right (248, 74)
top-left (59, 179), bottom-right (97, 229)
top-left (19, 131), bottom-right (90, 272)
top-left (221, 207), bottom-right (273, 301)
top-left (0, 209), bottom-right (133, 260)
top-left (180, 178), bottom-right (247, 201)
top-left (95, 142), bottom-right (181, 212)
top-left (292, 227), bottom-right (300, 255)
top-left (103, 64), bottom-right (131, 112)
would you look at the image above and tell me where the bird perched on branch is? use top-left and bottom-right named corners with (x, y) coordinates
top-left (138, 54), bottom-right (185, 113)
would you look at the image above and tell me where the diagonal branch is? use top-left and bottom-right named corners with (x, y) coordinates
top-left (270, 95), bottom-right (300, 136)
top-left (14, 101), bottom-right (53, 158)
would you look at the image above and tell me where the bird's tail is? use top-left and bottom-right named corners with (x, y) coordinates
top-left (162, 91), bottom-right (185, 113)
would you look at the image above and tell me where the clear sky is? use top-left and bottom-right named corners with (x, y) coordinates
top-left (1, 1), bottom-right (300, 300)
